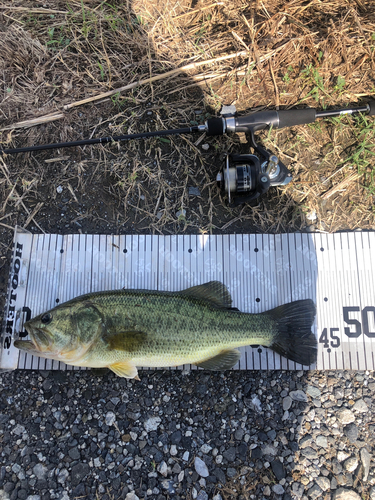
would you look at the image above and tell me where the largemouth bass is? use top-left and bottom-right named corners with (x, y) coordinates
top-left (14, 281), bottom-right (317, 378)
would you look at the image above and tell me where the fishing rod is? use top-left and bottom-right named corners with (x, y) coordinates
top-left (1, 101), bottom-right (374, 205)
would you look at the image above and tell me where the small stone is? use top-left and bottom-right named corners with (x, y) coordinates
top-left (272, 484), bottom-right (284, 495)
top-left (338, 409), bottom-right (355, 425)
top-left (292, 482), bottom-right (304, 497)
top-left (301, 447), bottom-right (318, 460)
top-left (170, 445), bottom-right (178, 456)
top-left (289, 390), bottom-right (307, 402)
top-left (344, 423), bottom-right (358, 443)
top-left (338, 451), bottom-right (350, 462)
top-left (161, 480), bottom-right (175, 494)
top-left (201, 144), bottom-right (209, 151)
top-left (223, 447), bottom-right (236, 462)
top-left (271, 460), bottom-right (285, 480)
top-left (332, 488), bottom-right (361, 500)
top-left (261, 444), bottom-right (277, 456)
top-left (213, 468), bottom-right (226, 485)
top-left (200, 444), bottom-right (212, 454)
top-left (250, 396), bottom-right (262, 412)
top-left (283, 396), bottom-right (292, 411)
top-left (56, 186), bottom-right (63, 194)
top-left (18, 489), bottom-right (28, 500)
top-left (352, 399), bottom-right (368, 413)
top-left (306, 385), bottom-right (321, 398)
top-left (68, 447), bottom-right (80, 460)
top-left (227, 468), bottom-right (237, 478)
top-left (306, 210), bottom-right (317, 221)
top-left (12, 424), bottom-right (26, 436)
top-left (307, 484), bottom-right (323, 500)
top-left (172, 463), bottom-right (181, 474)
top-left (315, 476), bottom-right (331, 491)
top-left (11, 464), bottom-right (21, 474)
top-left (196, 491), bottom-right (208, 500)
top-left (188, 187), bottom-right (201, 196)
top-left (144, 417), bottom-right (161, 432)
top-left (125, 493), bottom-right (139, 500)
top-left (263, 485), bottom-right (271, 496)
top-left (182, 451), bottom-right (189, 462)
top-left (33, 463), bottom-right (47, 480)
top-left (57, 468), bottom-right (69, 485)
top-left (105, 412), bottom-right (116, 426)
top-left (344, 457), bottom-right (359, 472)
top-left (316, 435), bottom-right (328, 448)
top-left (235, 428), bottom-right (244, 441)
top-left (213, 495), bottom-right (222, 500)
top-left (158, 461), bottom-right (168, 477)
top-left (194, 457), bottom-right (209, 478)
top-left (360, 447), bottom-right (371, 481)
top-left (221, 105), bottom-right (237, 115)
top-left (71, 463), bottom-right (90, 487)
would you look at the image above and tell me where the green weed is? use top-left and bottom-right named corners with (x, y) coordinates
top-left (46, 26), bottom-right (70, 49)
top-left (334, 75), bottom-right (346, 94)
top-left (97, 61), bottom-right (105, 81)
top-left (300, 64), bottom-right (328, 104)
top-left (283, 65), bottom-right (293, 83)
top-left (340, 115), bottom-right (375, 193)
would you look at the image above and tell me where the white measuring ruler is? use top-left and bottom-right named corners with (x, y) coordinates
top-left (1, 227), bottom-right (374, 372)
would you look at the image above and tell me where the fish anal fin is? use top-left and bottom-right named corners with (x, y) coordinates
top-left (195, 349), bottom-right (241, 371)
top-left (105, 330), bottom-right (147, 352)
top-left (109, 361), bottom-right (139, 379)
top-left (180, 281), bottom-right (232, 309)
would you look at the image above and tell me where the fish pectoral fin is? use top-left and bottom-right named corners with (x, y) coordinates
top-left (109, 361), bottom-right (139, 379)
top-left (194, 349), bottom-right (241, 371)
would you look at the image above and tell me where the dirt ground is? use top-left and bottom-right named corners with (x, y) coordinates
top-left (1, 0), bottom-right (375, 320)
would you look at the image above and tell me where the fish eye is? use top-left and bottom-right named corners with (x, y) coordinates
top-left (41, 313), bottom-right (52, 325)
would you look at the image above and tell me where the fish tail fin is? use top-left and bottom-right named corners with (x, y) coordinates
top-left (267, 299), bottom-right (317, 366)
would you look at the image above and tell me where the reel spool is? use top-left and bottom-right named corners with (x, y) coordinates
top-left (216, 151), bottom-right (292, 206)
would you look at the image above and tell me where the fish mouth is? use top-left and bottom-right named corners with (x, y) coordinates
top-left (14, 325), bottom-right (52, 353)
top-left (13, 339), bottom-right (37, 352)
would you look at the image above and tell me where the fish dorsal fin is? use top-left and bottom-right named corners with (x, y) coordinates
top-left (109, 361), bottom-right (139, 379)
top-left (195, 349), bottom-right (241, 371)
top-left (179, 281), bottom-right (232, 309)
top-left (105, 330), bottom-right (147, 352)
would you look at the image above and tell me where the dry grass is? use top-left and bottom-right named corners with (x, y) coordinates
top-left (0, 0), bottom-right (375, 240)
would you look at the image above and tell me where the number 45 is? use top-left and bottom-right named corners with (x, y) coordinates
top-left (319, 328), bottom-right (340, 349)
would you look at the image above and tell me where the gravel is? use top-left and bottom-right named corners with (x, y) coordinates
top-left (0, 369), bottom-right (373, 500)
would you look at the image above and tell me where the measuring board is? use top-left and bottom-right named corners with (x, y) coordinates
top-left (1, 227), bottom-right (375, 372)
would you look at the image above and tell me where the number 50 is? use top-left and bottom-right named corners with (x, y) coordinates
top-left (343, 306), bottom-right (375, 338)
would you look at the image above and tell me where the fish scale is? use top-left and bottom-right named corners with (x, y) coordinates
top-left (87, 291), bottom-right (276, 366)
top-left (14, 281), bottom-right (317, 378)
